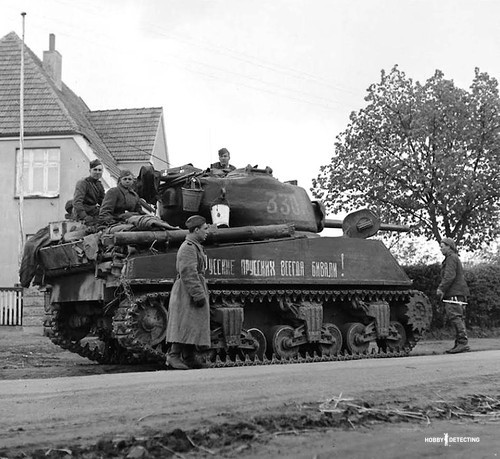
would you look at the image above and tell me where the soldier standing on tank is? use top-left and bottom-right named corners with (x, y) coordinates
top-left (72, 159), bottom-right (105, 223)
top-left (436, 237), bottom-right (470, 354)
top-left (165, 215), bottom-right (210, 370)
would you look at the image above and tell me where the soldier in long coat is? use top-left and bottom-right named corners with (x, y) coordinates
top-left (166, 215), bottom-right (210, 370)
top-left (72, 159), bottom-right (105, 223)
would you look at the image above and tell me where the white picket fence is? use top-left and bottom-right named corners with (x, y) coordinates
top-left (0, 287), bottom-right (23, 326)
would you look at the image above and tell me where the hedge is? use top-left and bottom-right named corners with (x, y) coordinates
top-left (404, 262), bottom-right (500, 330)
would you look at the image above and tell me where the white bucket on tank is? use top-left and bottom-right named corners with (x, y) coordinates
top-left (211, 203), bottom-right (230, 227)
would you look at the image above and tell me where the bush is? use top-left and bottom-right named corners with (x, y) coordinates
top-left (404, 262), bottom-right (500, 330)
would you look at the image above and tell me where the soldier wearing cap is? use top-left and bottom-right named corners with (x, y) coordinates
top-left (72, 159), bottom-right (105, 223)
top-left (210, 147), bottom-right (236, 176)
top-left (436, 237), bottom-right (470, 354)
top-left (98, 169), bottom-right (144, 223)
top-left (165, 215), bottom-right (210, 369)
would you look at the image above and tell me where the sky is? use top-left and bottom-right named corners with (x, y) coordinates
top-left (2, 0), bottom-right (500, 202)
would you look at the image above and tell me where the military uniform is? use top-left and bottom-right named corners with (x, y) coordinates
top-left (166, 233), bottom-right (210, 347)
top-left (72, 176), bottom-right (105, 221)
top-left (98, 183), bottom-right (142, 223)
top-left (438, 250), bottom-right (470, 352)
top-left (210, 161), bottom-right (236, 173)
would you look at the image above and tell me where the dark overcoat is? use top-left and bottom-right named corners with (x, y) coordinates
top-left (438, 252), bottom-right (470, 298)
top-left (72, 176), bottom-right (105, 220)
top-left (166, 234), bottom-right (210, 346)
top-left (99, 184), bottom-right (142, 222)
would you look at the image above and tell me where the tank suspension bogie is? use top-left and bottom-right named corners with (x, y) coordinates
top-left (267, 325), bottom-right (300, 359)
top-left (318, 323), bottom-right (343, 355)
top-left (385, 321), bottom-right (407, 350)
top-left (341, 322), bottom-right (371, 354)
top-left (247, 328), bottom-right (267, 360)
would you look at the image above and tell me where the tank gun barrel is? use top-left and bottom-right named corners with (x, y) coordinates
top-left (103, 224), bottom-right (295, 247)
top-left (324, 219), bottom-right (410, 233)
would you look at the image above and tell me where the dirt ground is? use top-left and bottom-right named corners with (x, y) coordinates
top-left (1, 327), bottom-right (500, 458)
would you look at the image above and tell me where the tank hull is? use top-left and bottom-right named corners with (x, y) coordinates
top-left (124, 236), bottom-right (411, 288)
top-left (42, 234), bottom-right (430, 367)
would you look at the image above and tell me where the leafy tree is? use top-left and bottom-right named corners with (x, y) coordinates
top-left (312, 66), bottom-right (500, 250)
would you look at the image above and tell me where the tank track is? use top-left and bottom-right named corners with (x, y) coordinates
top-left (111, 288), bottom-right (426, 368)
top-left (43, 302), bottom-right (143, 364)
top-left (112, 294), bottom-right (168, 364)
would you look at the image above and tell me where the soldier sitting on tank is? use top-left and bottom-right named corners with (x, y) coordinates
top-left (209, 148), bottom-right (236, 176)
top-left (98, 169), bottom-right (179, 233)
top-left (98, 169), bottom-right (144, 224)
top-left (72, 159), bottom-right (105, 224)
top-left (165, 215), bottom-right (210, 370)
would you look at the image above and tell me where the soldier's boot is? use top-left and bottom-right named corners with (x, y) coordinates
top-left (447, 342), bottom-right (470, 354)
top-left (182, 344), bottom-right (207, 369)
top-left (444, 340), bottom-right (458, 354)
top-left (445, 318), bottom-right (469, 354)
top-left (166, 343), bottom-right (190, 370)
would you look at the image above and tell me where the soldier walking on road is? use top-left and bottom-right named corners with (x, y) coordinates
top-left (165, 215), bottom-right (210, 370)
top-left (436, 237), bottom-right (470, 354)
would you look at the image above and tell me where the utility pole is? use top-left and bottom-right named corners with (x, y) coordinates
top-left (18, 12), bottom-right (26, 267)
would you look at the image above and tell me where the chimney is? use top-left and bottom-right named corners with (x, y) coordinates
top-left (43, 34), bottom-right (62, 90)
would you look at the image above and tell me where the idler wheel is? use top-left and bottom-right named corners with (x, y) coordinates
top-left (268, 325), bottom-right (299, 359)
top-left (318, 323), bottom-right (343, 356)
top-left (247, 328), bottom-right (267, 360)
top-left (385, 321), bottom-right (407, 351)
top-left (341, 322), bottom-right (370, 354)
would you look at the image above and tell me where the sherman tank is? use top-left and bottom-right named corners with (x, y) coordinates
top-left (33, 164), bottom-right (432, 367)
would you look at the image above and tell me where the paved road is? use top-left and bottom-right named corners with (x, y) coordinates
top-left (3, 350), bottom-right (500, 451)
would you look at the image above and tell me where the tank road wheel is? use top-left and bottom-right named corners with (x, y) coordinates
top-left (341, 322), bottom-right (370, 355)
top-left (385, 321), bottom-right (407, 351)
top-left (318, 323), bottom-right (343, 356)
top-left (246, 328), bottom-right (267, 360)
top-left (268, 325), bottom-right (299, 359)
top-left (133, 295), bottom-right (168, 347)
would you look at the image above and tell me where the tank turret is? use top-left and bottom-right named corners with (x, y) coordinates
top-left (157, 164), bottom-right (323, 232)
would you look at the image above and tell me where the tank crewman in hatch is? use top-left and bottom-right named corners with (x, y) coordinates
top-left (165, 215), bottom-right (210, 370)
top-left (210, 147), bottom-right (236, 176)
top-left (98, 169), bottom-right (144, 224)
top-left (436, 237), bottom-right (471, 354)
top-left (72, 159), bottom-right (105, 223)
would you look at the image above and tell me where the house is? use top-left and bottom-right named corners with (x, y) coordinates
top-left (0, 31), bottom-right (169, 287)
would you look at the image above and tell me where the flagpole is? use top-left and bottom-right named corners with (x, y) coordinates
top-left (18, 12), bottom-right (26, 267)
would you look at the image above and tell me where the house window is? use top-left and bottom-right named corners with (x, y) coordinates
top-left (16, 148), bottom-right (60, 197)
